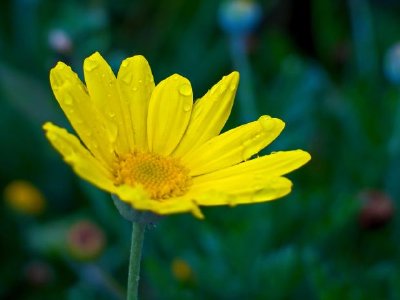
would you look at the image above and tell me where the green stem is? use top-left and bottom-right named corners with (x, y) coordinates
top-left (127, 221), bottom-right (146, 300)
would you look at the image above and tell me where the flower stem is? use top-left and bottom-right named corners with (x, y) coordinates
top-left (127, 221), bottom-right (145, 300)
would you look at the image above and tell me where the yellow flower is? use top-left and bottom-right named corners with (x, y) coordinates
top-left (4, 180), bottom-right (45, 215)
top-left (43, 52), bottom-right (310, 219)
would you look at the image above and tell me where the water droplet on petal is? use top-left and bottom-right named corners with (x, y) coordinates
top-left (84, 59), bottom-right (99, 71)
top-left (64, 95), bottom-right (73, 105)
top-left (107, 123), bottom-right (118, 142)
top-left (121, 73), bottom-right (133, 84)
top-left (259, 116), bottom-right (275, 131)
top-left (179, 84), bottom-right (192, 96)
top-left (108, 110), bottom-right (116, 118)
top-left (121, 60), bottom-right (130, 68)
top-left (183, 100), bottom-right (192, 112)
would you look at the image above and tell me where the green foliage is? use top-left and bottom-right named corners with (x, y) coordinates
top-left (1, 0), bottom-right (400, 299)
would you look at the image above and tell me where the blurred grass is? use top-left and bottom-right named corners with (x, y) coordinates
top-left (1, 0), bottom-right (400, 299)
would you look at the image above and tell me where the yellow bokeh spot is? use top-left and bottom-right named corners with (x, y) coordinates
top-left (4, 180), bottom-right (45, 215)
top-left (171, 258), bottom-right (193, 282)
top-left (115, 151), bottom-right (191, 200)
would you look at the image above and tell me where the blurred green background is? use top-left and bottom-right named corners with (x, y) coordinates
top-left (1, 0), bottom-right (400, 299)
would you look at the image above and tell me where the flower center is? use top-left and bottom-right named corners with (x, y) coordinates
top-left (115, 151), bottom-right (191, 200)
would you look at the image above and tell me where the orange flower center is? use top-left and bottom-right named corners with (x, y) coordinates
top-left (115, 151), bottom-right (191, 200)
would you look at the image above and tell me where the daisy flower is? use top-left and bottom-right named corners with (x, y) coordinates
top-left (43, 52), bottom-right (310, 219)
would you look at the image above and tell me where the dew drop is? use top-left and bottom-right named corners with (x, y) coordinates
top-left (108, 110), bottom-right (116, 118)
top-left (84, 59), bottom-right (99, 71)
top-left (132, 86), bottom-right (138, 91)
top-left (183, 101), bottom-right (192, 112)
top-left (64, 95), bottom-right (73, 105)
top-left (179, 84), bottom-right (192, 96)
top-left (107, 123), bottom-right (118, 142)
top-left (121, 73), bottom-right (133, 84)
top-left (121, 60), bottom-right (130, 68)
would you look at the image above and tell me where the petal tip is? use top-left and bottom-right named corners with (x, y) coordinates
top-left (299, 150), bottom-right (312, 162)
top-left (50, 62), bottom-right (73, 87)
top-left (84, 51), bottom-right (105, 69)
top-left (229, 71), bottom-right (240, 81)
top-left (121, 54), bottom-right (149, 66)
top-left (42, 122), bottom-right (54, 131)
top-left (131, 55), bottom-right (148, 62)
top-left (52, 61), bottom-right (68, 71)
top-left (258, 115), bottom-right (285, 133)
top-left (191, 204), bottom-right (204, 219)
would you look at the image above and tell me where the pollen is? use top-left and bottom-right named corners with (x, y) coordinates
top-left (115, 151), bottom-right (191, 200)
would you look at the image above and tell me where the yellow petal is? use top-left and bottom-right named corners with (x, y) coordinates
top-left (50, 62), bottom-right (115, 169)
top-left (194, 150), bottom-right (311, 183)
top-left (43, 122), bottom-right (115, 193)
top-left (117, 55), bottom-right (155, 151)
top-left (182, 116), bottom-right (285, 176)
top-left (114, 185), bottom-right (203, 218)
top-left (84, 52), bottom-right (133, 154)
top-left (147, 74), bottom-right (193, 155)
top-left (190, 177), bottom-right (292, 206)
top-left (173, 72), bottom-right (239, 157)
